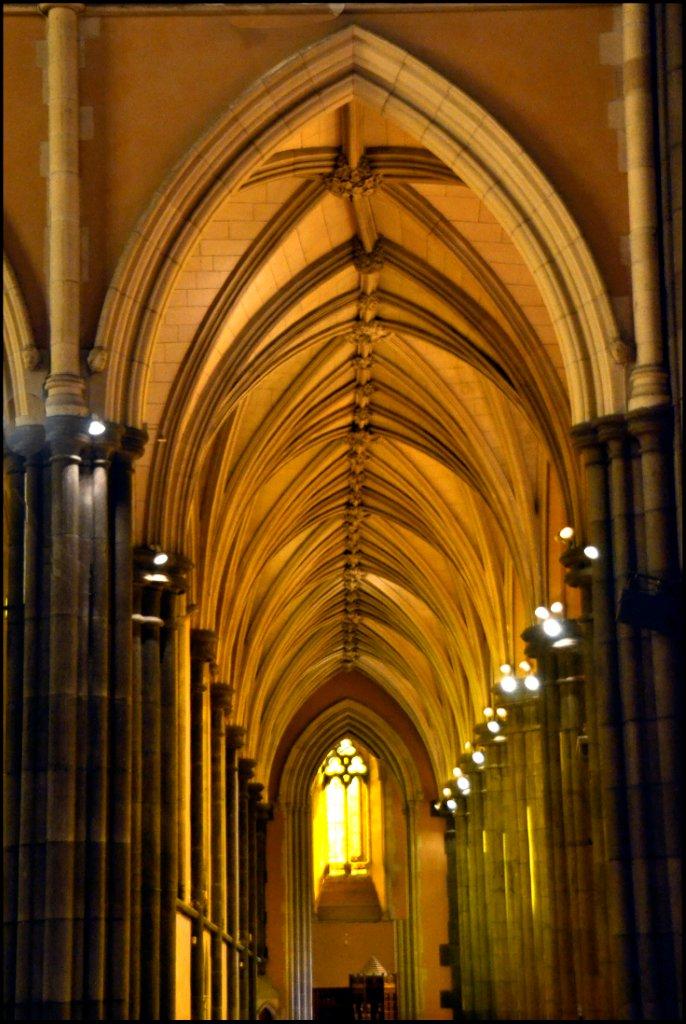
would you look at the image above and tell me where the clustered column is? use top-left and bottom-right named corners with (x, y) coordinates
top-left (442, 623), bottom-right (605, 1020)
top-left (572, 411), bottom-right (682, 1019)
top-left (3, 419), bottom-right (145, 1020)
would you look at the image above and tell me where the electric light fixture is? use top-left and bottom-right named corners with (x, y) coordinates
top-left (550, 600), bottom-right (564, 614)
top-left (153, 551), bottom-right (169, 566)
top-left (518, 660), bottom-right (531, 672)
top-left (442, 786), bottom-right (452, 797)
top-left (483, 707), bottom-right (494, 718)
top-left (499, 663), bottom-right (512, 675)
top-left (542, 618), bottom-right (563, 638)
top-left (584, 545), bottom-right (600, 560)
top-left (487, 720), bottom-right (501, 734)
top-left (524, 674), bottom-right (540, 691)
top-left (534, 606), bottom-right (550, 620)
top-left (472, 750), bottom-right (485, 766)
top-left (446, 798), bottom-right (457, 811)
top-left (500, 676), bottom-right (517, 693)
top-left (88, 417), bottom-right (106, 436)
top-left (457, 776), bottom-right (470, 791)
top-left (559, 526), bottom-right (574, 541)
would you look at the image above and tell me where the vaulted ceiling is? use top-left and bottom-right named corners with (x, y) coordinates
top-left (134, 99), bottom-right (581, 781)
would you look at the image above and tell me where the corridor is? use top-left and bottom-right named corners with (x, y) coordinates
top-left (3, 3), bottom-right (682, 1020)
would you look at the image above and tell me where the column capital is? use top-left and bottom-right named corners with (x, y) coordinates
top-left (5, 424), bottom-right (47, 460)
top-left (226, 724), bottom-right (247, 750)
top-left (211, 682), bottom-right (234, 714)
top-left (596, 413), bottom-right (629, 450)
top-left (627, 402), bottom-right (674, 451)
top-left (247, 781), bottom-right (264, 803)
top-left (238, 757), bottom-right (257, 781)
top-left (39, 3), bottom-right (85, 14)
top-left (190, 628), bottom-right (217, 664)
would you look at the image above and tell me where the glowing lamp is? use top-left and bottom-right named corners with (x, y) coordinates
top-left (542, 618), bottom-right (563, 638)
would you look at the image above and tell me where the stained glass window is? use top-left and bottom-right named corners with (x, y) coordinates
top-left (320, 738), bottom-right (369, 875)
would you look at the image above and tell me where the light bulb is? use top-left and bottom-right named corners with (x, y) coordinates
top-left (542, 618), bottom-right (563, 638)
top-left (483, 706), bottom-right (494, 718)
top-left (446, 798), bottom-right (457, 811)
top-left (442, 786), bottom-right (452, 797)
top-left (550, 600), bottom-right (564, 614)
top-left (518, 660), bottom-right (531, 672)
top-left (499, 663), bottom-right (512, 675)
top-left (534, 606), bottom-right (550, 620)
top-left (433, 801), bottom-right (441, 810)
top-left (487, 720), bottom-right (501, 734)
top-left (464, 741), bottom-right (472, 753)
top-left (457, 776), bottom-right (470, 791)
top-left (472, 750), bottom-right (485, 765)
top-left (500, 676), bottom-right (517, 693)
top-left (452, 766), bottom-right (463, 778)
top-left (88, 417), bottom-right (106, 436)
top-left (559, 526), bottom-right (574, 540)
top-left (524, 674), bottom-right (540, 691)
top-left (584, 545), bottom-right (600, 560)
top-left (496, 707), bottom-right (507, 719)
top-left (153, 551), bottom-right (169, 566)
top-left (552, 636), bottom-right (577, 649)
top-left (143, 572), bottom-right (170, 583)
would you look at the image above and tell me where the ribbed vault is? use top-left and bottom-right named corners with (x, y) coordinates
top-left (102, 29), bottom-right (615, 787)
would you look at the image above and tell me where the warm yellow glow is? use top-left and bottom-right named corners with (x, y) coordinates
top-left (559, 525), bottom-right (574, 540)
top-left (442, 786), bottom-right (452, 797)
top-left (518, 660), bottom-right (531, 672)
top-left (526, 804), bottom-right (537, 911)
top-left (500, 676), bottom-right (517, 693)
top-left (496, 707), bottom-right (507, 719)
top-left (542, 618), bottom-right (563, 637)
top-left (550, 600), bottom-right (564, 614)
top-left (499, 663), bottom-right (512, 675)
top-left (326, 777), bottom-right (346, 868)
top-left (483, 706), bottom-right (494, 718)
top-left (534, 605), bottom-right (549, 620)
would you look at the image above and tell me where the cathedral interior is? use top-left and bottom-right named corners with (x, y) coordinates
top-left (3, 3), bottom-right (682, 1020)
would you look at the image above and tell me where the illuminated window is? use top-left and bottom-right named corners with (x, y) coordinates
top-left (320, 738), bottom-right (369, 876)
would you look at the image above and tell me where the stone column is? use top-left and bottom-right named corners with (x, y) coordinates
top-left (41, 417), bottom-right (87, 1018)
top-left (481, 738), bottom-right (511, 1019)
top-left (238, 758), bottom-right (256, 1019)
top-left (452, 797), bottom-right (473, 1016)
top-left (39, 2), bottom-right (87, 418)
top-left (255, 802), bottom-right (271, 977)
top-left (108, 429), bottom-right (145, 1021)
top-left (159, 559), bottom-right (191, 1022)
top-left (210, 683), bottom-right (233, 1020)
top-left (247, 781), bottom-right (264, 1019)
top-left (225, 725), bottom-right (246, 1020)
top-left (3, 448), bottom-right (26, 1018)
top-left (573, 427), bottom-right (639, 1018)
top-left (441, 810), bottom-right (462, 1018)
top-left (190, 630), bottom-right (217, 1020)
top-left (628, 408), bottom-right (682, 1016)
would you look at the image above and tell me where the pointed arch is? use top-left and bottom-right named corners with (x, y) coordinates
top-left (3, 254), bottom-right (38, 428)
top-left (278, 697), bottom-right (426, 1021)
top-left (97, 25), bottom-right (622, 428)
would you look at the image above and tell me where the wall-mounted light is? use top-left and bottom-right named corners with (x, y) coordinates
top-left (524, 673), bottom-right (540, 692)
top-left (483, 706), bottom-right (494, 718)
top-left (500, 675), bottom-right (518, 693)
top-left (583, 545), bottom-right (600, 560)
top-left (518, 660), bottom-right (531, 672)
top-left (550, 600), bottom-right (564, 614)
top-left (486, 720), bottom-right (501, 734)
top-left (153, 551), bottom-right (169, 566)
top-left (558, 526), bottom-right (574, 541)
top-left (442, 786), bottom-right (452, 797)
top-left (471, 750), bottom-right (485, 766)
top-left (88, 416), bottom-right (106, 436)
top-left (456, 776), bottom-right (470, 792)
top-left (143, 572), bottom-right (170, 584)
top-left (446, 798), bottom-right (457, 811)
top-left (542, 617), bottom-right (563, 638)
top-left (496, 707), bottom-right (507, 720)
top-left (499, 663), bottom-right (512, 675)
top-left (452, 766), bottom-right (463, 778)
top-left (534, 605), bottom-right (550, 620)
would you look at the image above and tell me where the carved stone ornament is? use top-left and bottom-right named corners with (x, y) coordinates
top-left (21, 345), bottom-right (42, 371)
top-left (323, 153), bottom-right (384, 200)
top-left (610, 336), bottom-right (636, 365)
top-left (358, 292), bottom-right (380, 321)
top-left (87, 345), bottom-right (109, 374)
top-left (352, 236), bottom-right (386, 273)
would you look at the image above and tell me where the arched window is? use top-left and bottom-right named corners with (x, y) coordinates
top-left (320, 738), bottom-right (369, 876)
